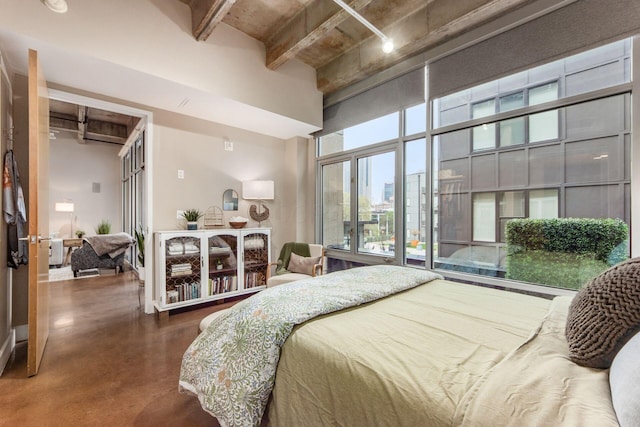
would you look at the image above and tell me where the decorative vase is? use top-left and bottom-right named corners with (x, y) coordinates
top-left (187, 221), bottom-right (198, 230)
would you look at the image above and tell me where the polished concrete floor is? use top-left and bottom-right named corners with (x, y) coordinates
top-left (0, 270), bottom-right (233, 426)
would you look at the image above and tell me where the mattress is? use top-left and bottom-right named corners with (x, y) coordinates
top-left (265, 279), bottom-right (552, 426)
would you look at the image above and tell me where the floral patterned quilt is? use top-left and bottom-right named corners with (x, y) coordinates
top-left (179, 265), bottom-right (442, 427)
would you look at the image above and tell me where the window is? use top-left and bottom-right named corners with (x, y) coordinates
top-left (319, 112), bottom-right (399, 156)
top-left (470, 82), bottom-right (559, 151)
top-left (432, 39), bottom-right (631, 289)
top-left (405, 103), bottom-right (427, 135)
top-left (322, 161), bottom-right (351, 251)
top-left (405, 138), bottom-right (427, 266)
top-left (319, 104), bottom-right (426, 270)
top-left (472, 193), bottom-right (495, 242)
top-left (358, 152), bottom-right (395, 256)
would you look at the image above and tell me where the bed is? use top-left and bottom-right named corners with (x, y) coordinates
top-left (180, 263), bottom-right (640, 427)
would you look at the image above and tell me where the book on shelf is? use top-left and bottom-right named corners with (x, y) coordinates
top-left (208, 275), bottom-right (237, 295)
top-left (244, 271), bottom-right (263, 288)
top-left (168, 282), bottom-right (200, 303)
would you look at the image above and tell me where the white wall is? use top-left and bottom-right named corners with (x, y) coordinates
top-left (49, 133), bottom-right (121, 238)
top-left (152, 110), bottom-right (294, 238)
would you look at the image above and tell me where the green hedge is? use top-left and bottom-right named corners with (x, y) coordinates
top-left (505, 218), bottom-right (628, 289)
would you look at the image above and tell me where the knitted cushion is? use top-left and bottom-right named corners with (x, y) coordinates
top-left (565, 257), bottom-right (640, 368)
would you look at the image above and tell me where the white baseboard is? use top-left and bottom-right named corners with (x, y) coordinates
top-left (0, 329), bottom-right (16, 376)
top-left (14, 324), bottom-right (28, 342)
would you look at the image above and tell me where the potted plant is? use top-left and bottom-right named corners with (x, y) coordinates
top-left (75, 230), bottom-right (86, 239)
top-left (134, 225), bottom-right (145, 283)
top-left (182, 209), bottom-right (203, 230)
top-left (96, 219), bottom-right (112, 235)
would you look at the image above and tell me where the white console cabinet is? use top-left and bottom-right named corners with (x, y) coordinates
top-left (154, 228), bottom-right (270, 312)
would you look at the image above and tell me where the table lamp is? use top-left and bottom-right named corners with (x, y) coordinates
top-left (55, 200), bottom-right (74, 237)
top-left (242, 180), bottom-right (274, 226)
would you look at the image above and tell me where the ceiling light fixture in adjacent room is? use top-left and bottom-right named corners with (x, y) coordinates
top-left (332, 0), bottom-right (394, 54)
top-left (43, 0), bottom-right (68, 14)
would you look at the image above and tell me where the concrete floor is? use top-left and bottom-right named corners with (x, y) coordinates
top-left (0, 270), bottom-right (233, 426)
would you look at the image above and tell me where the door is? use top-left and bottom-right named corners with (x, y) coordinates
top-left (27, 49), bottom-right (50, 376)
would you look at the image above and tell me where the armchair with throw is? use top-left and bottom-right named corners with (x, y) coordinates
top-left (266, 242), bottom-right (324, 288)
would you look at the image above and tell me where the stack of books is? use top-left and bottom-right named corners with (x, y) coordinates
top-left (208, 275), bottom-right (237, 295)
top-left (167, 282), bottom-right (200, 303)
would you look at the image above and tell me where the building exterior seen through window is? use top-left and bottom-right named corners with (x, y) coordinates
top-left (318, 38), bottom-right (632, 291)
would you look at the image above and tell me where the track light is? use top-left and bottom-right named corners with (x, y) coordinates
top-left (382, 38), bottom-right (394, 53)
top-left (332, 0), bottom-right (394, 54)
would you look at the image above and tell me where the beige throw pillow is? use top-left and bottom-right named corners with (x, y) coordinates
top-left (288, 252), bottom-right (321, 276)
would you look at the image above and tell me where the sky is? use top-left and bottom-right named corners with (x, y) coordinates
top-left (342, 104), bottom-right (427, 204)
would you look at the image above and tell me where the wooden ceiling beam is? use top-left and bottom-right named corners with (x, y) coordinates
top-left (187, 0), bottom-right (237, 41)
top-left (265, 0), bottom-right (375, 71)
top-left (317, 0), bottom-right (532, 95)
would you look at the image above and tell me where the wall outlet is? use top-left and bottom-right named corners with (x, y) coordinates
top-left (177, 210), bottom-right (184, 220)
top-left (178, 169), bottom-right (184, 179)
top-left (224, 139), bottom-right (233, 151)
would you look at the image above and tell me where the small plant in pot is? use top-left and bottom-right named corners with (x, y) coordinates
top-left (75, 230), bottom-right (86, 239)
top-left (95, 220), bottom-right (111, 235)
top-left (182, 209), bottom-right (203, 230)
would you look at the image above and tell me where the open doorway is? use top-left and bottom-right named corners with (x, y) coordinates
top-left (46, 90), bottom-right (153, 311)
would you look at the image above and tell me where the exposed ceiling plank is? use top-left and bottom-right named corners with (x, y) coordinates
top-left (317, 0), bottom-right (532, 94)
top-left (188, 0), bottom-right (237, 41)
top-left (265, 0), bottom-right (375, 70)
top-left (77, 106), bottom-right (87, 144)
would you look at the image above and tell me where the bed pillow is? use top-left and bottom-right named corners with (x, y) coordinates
top-left (565, 257), bottom-right (640, 368)
top-left (609, 330), bottom-right (640, 427)
top-left (288, 252), bottom-right (321, 276)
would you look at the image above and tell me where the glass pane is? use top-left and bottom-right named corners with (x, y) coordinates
top-left (207, 234), bottom-right (238, 295)
top-left (499, 191), bottom-right (524, 217)
top-left (405, 139), bottom-right (426, 266)
top-left (499, 117), bottom-right (525, 146)
top-left (529, 189), bottom-right (558, 219)
top-left (405, 103), bottom-right (427, 135)
top-left (529, 82), bottom-right (558, 105)
top-left (165, 236), bottom-right (202, 303)
top-left (123, 152), bottom-right (131, 178)
top-left (499, 91), bottom-right (524, 112)
top-left (473, 123), bottom-right (495, 150)
top-left (319, 112), bottom-right (399, 156)
top-left (472, 99), bottom-right (495, 119)
top-left (529, 110), bottom-right (558, 142)
top-left (135, 136), bottom-right (144, 169)
top-left (322, 162), bottom-right (351, 250)
top-left (472, 193), bottom-right (495, 242)
top-left (357, 152), bottom-right (395, 256)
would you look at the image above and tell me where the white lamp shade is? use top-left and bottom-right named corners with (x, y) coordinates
top-left (55, 202), bottom-right (74, 212)
top-left (44, 0), bottom-right (68, 13)
top-left (242, 180), bottom-right (274, 200)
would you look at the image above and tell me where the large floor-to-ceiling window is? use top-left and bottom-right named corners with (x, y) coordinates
top-left (430, 39), bottom-right (632, 289)
top-left (317, 1), bottom-right (638, 293)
